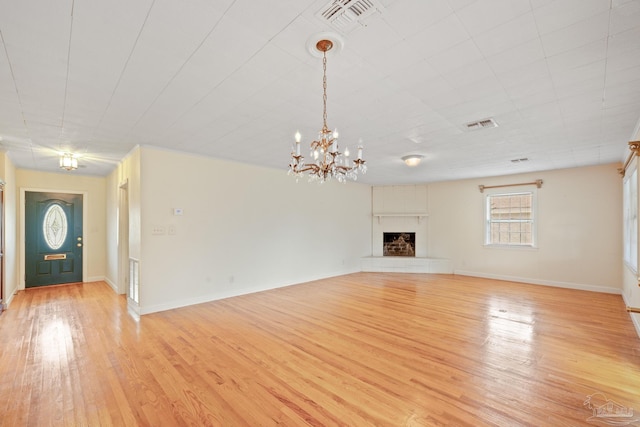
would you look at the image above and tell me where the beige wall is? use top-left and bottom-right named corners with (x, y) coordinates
top-left (107, 146), bottom-right (371, 314)
top-left (427, 163), bottom-right (622, 292)
top-left (16, 169), bottom-right (107, 287)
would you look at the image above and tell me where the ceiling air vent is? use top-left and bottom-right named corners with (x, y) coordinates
top-left (316, 0), bottom-right (384, 34)
top-left (465, 118), bottom-right (498, 131)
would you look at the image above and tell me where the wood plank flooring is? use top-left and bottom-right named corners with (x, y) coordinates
top-left (1, 273), bottom-right (640, 426)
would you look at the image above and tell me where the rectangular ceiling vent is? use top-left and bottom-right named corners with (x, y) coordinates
top-left (316, 0), bottom-right (384, 34)
top-left (465, 118), bottom-right (498, 131)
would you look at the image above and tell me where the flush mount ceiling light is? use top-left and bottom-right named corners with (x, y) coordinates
top-left (402, 155), bottom-right (424, 167)
top-left (288, 37), bottom-right (366, 183)
top-left (59, 153), bottom-right (78, 171)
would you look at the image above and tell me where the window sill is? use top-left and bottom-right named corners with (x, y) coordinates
top-left (483, 244), bottom-right (538, 251)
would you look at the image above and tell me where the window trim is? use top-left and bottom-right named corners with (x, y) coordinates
top-left (623, 163), bottom-right (638, 273)
top-left (483, 188), bottom-right (538, 248)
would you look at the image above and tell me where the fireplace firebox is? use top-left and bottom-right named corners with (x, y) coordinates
top-left (383, 232), bottom-right (416, 257)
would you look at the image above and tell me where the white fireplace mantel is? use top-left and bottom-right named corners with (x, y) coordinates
top-left (373, 212), bottom-right (428, 224)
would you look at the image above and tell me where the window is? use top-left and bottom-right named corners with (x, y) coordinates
top-left (43, 203), bottom-right (68, 250)
top-left (485, 191), bottom-right (535, 247)
top-left (624, 167), bottom-right (638, 272)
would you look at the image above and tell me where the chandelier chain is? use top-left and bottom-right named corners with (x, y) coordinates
top-left (322, 51), bottom-right (328, 130)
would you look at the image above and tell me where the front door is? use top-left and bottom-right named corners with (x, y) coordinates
top-left (25, 192), bottom-right (83, 288)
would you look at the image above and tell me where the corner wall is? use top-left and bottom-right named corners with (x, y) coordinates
top-left (108, 147), bottom-right (371, 314)
top-left (427, 163), bottom-right (622, 293)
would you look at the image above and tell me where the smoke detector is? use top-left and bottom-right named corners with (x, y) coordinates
top-left (316, 0), bottom-right (384, 34)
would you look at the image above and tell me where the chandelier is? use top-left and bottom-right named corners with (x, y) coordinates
top-left (288, 39), bottom-right (366, 183)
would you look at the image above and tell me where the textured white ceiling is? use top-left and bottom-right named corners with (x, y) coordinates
top-left (0, 0), bottom-right (639, 184)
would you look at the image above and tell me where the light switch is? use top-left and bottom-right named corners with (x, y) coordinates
top-left (152, 226), bottom-right (166, 235)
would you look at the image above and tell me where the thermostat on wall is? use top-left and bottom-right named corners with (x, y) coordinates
top-left (173, 208), bottom-right (183, 216)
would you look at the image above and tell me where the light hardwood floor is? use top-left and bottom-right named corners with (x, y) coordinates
top-left (1, 273), bottom-right (639, 426)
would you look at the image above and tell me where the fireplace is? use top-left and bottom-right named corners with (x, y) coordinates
top-left (383, 232), bottom-right (415, 257)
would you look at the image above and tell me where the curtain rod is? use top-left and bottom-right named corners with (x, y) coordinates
top-left (619, 141), bottom-right (640, 177)
top-left (478, 179), bottom-right (543, 193)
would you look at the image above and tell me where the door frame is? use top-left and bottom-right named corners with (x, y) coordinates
top-left (117, 179), bottom-right (129, 295)
top-left (0, 181), bottom-right (4, 311)
top-left (20, 188), bottom-right (89, 290)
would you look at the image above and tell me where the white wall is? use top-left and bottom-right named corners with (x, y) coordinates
top-left (15, 170), bottom-right (107, 286)
top-left (427, 163), bottom-right (622, 293)
top-left (107, 146), bottom-right (371, 314)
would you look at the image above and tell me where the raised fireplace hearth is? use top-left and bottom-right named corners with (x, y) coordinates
top-left (383, 232), bottom-right (415, 257)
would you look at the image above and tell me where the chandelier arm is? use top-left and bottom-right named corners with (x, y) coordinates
top-left (295, 164), bottom-right (320, 174)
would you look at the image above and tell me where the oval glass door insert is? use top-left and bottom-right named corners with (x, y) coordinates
top-left (43, 204), bottom-right (68, 250)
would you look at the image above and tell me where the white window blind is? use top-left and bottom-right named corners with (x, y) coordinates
top-left (485, 191), bottom-right (535, 246)
top-left (624, 167), bottom-right (638, 272)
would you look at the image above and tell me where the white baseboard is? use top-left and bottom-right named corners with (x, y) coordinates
top-left (104, 277), bottom-right (119, 293)
top-left (140, 284), bottom-right (284, 315)
top-left (3, 288), bottom-right (17, 309)
top-left (622, 293), bottom-right (640, 339)
top-left (139, 270), bottom-right (358, 315)
top-left (454, 270), bottom-right (622, 295)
